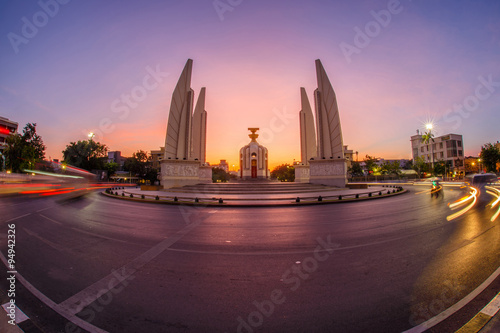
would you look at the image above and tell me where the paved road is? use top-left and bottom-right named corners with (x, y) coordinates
top-left (0, 185), bottom-right (499, 332)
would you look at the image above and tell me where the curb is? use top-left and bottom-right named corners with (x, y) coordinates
top-left (455, 292), bottom-right (500, 333)
top-left (100, 188), bottom-right (408, 207)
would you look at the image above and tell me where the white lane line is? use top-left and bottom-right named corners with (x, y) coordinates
top-left (23, 228), bottom-right (66, 252)
top-left (36, 206), bottom-right (54, 213)
top-left (58, 219), bottom-right (202, 315)
top-left (39, 214), bottom-right (63, 225)
top-left (70, 227), bottom-right (144, 246)
top-left (4, 213), bottom-right (31, 223)
top-left (0, 251), bottom-right (108, 333)
top-left (1, 302), bottom-right (29, 323)
top-left (38, 214), bottom-right (144, 246)
top-left (403, 266), bottom-right (500, 333)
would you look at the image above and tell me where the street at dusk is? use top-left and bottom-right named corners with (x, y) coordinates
top-left (1, 1), bottom-right (500, 333)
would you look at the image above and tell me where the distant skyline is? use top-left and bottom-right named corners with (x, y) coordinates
top-left (1, 0), bottom-right (499, 169)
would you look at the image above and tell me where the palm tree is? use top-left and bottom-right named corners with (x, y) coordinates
top-left (421, 130), bottom-right (435, 170)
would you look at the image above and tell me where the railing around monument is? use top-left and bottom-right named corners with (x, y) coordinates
top-left (104, 185), bottom-right (406, 205)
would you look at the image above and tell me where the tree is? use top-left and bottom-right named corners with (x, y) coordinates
top-left (104, 162), bottom-right (119, 180)
top-left (271, 164), bottom-right (295, 182)
top-left (123, 150), bottom-right (157, 184)
top-left (348, 161), bottom-right (364, 177)
top-left (412, 156), bottom-right (429, 179)
top-left (212, 167), bottom-right (230, 183)
top-left (421, 130), bottom-right (435, 169)
top-left (480, 143), bottom-right (500, 173)
top-left (433, 160), bottom-right (446, 176)
top-left (381, 161), bottom-right (401, 176)
top-left (4, 123), bottom-right (46, 172)
top-left (363, 155), bottom-right (378, 174)
top-left (403, 160), bottom-right (414, 170)
top-left (62, 139), bottom-right (108, 171)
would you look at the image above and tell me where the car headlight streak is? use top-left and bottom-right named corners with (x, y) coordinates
top-left (446, 187), bottom-right (478, 221)
top-left (485, 186), bottom-right (500, 222)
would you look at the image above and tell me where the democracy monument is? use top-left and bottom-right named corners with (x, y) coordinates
top-left (161, 59), bottom-right (346, 189)
top-left (160, 59), bottom-right (211, 189)
top-left (295, 59), bottom-right (347, 188)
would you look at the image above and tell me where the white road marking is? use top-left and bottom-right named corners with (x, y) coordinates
top-left (0, 251), bottom-right (109, 333)
top-left (70, 227), bottom-right (144, 246)
top-left (5, 213), bottom-right (31, 223)
top-left (23, 228), bottom-right (66, 252)
top-left (1, 302), bottom-right (29, 323)
top-left (58, 219), bottom-right (202, 315)
top-left (36, 206), bottom-right (54, 213)
top-left (481, 292), bottom-right (500, 317)
top-left (39, 214), bottom-right (63, 225)
top-left (403, 266), bottom-right (500, 333)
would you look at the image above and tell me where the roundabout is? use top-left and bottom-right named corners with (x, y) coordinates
top-left (101, 182), bottom-right (406, 207)
top-left (1, 183), bottom-right (499, 332)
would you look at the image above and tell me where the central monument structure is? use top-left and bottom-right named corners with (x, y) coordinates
top-left (239, 128), bottom-right (269, 180)
top-left (161, 59), bottom-right (211, 189)
top-left (295, 59), bottom-right (347, 187)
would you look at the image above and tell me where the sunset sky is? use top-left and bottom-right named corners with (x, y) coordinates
top-left (1, 0), bottom-right (499, 169)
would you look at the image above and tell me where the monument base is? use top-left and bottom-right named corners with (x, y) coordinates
top-left (161, 159), bottom-right (211, 189)
top-left (309, 159), bottom-right (347, 188)
top-left (199, 165), bottom-right (213, 183)
top-left (294, 164), bottom-right (310, 183)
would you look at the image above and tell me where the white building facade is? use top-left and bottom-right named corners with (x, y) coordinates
top-left (410, 132), bottom-right (465, 173)
top-left (0, 116), bottom-right (18, 154)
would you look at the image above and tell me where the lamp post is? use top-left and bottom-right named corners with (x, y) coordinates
top-left (478, 158), bottom-right (482, 173)
top-left (425, 123), bottom-right (434, 172)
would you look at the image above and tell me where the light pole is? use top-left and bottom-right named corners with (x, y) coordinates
top-left (88, 132), bottom-right (95, 141)
top-left (425, 123), bottom-right (434, 172)
top-left (478, 158), bottom-right (482, 173)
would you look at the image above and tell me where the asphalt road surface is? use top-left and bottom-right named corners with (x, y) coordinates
top-left (0, 185), bottom-right (499, 333)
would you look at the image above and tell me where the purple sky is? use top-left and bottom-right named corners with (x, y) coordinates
top-left (1, 0), bottom-right (499, 168)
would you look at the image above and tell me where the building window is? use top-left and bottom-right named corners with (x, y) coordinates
top-left (440, 142), bottom-right (443, 149)
top-left (440, 152), bottom-right (444, 158)
top-left (457, 141), bottom-right (462, 148)
top-left (421, 147), bottom-right (424, 153)
top-left (458, 150), bottom-right (463, 156)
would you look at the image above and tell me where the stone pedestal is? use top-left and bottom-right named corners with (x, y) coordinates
top-left (309, 159), bottom-right (347, 188)
top-left (199, 165), bottom-right (213, 183)
top-left (161, 160), bottom-right (211, 189)
top-left (294, 164), bottom-right (310, 183)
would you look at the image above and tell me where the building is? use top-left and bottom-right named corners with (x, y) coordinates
top-left (151, 147), bottom-right (165, 170)
top-left (410, 131), bottom-right (465, 174)
top-left (344, 145), bottom-right (355, 169)
top-left (107, 151), bottom-right (127, 170)
top-left (239, 128), bottom-right (269, 179)
top-left (0, 116), bottom-right (18, 154)
top-left (217, 159), bottom-right (229, 172)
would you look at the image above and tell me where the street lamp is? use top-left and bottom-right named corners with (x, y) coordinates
top-left (478, 158), bottom-right (482, 173)
top-left (425, 123), bottom-right (434, 171)
top-left (88, 132), bottom-right (95, 141)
